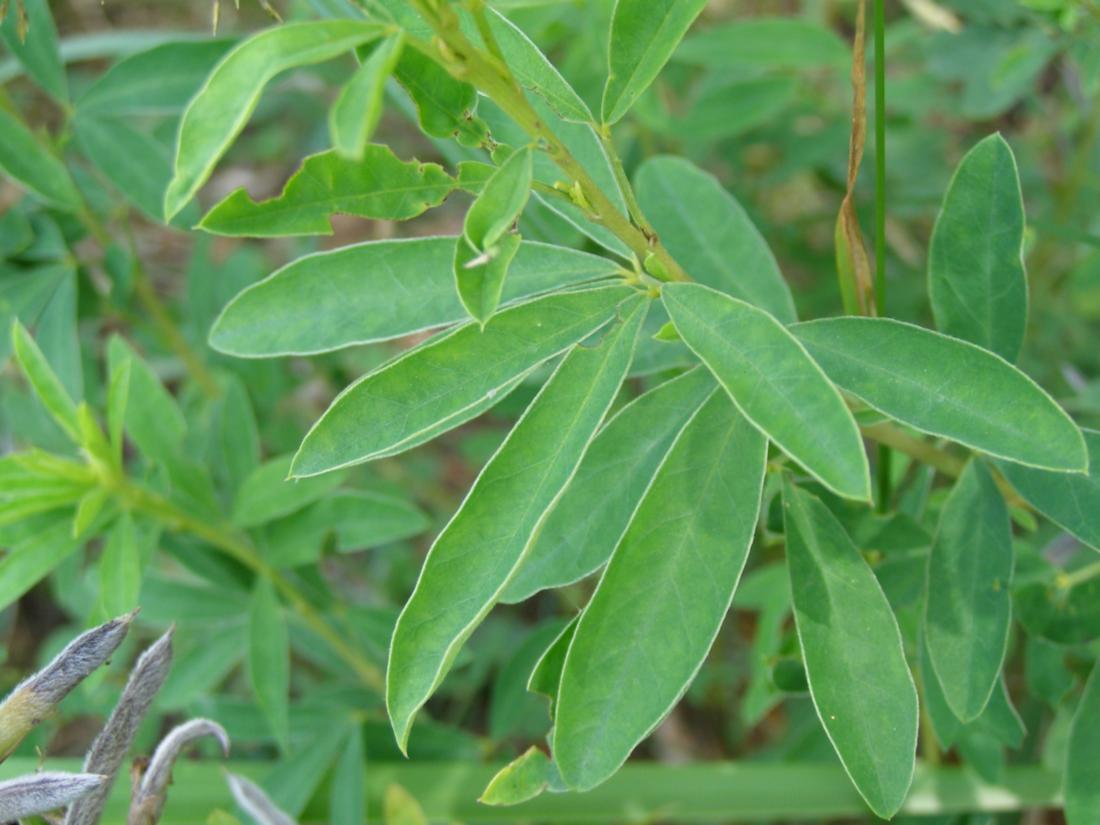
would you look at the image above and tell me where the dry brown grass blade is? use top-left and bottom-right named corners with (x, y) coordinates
top-left (63, 627), bottom-right (174, 825)
top-left (0, 612), bottom-right (136, 763)
top-left (835, 0), bottom-right (876, 316)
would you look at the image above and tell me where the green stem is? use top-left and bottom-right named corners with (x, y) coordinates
top-left (130, 263), bottom-right (221, 400)
top-left (120, 478), bottom-right (385, 691)
top-left (406, 5), bottom-right (689, 282)
top-left (598, 124), bottom-right (656, 239)
top-left (1058, 559), bottom-right (1100, 590)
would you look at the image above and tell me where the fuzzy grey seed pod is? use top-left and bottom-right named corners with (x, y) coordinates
top-left (0, 772), bottom-right (106, 821)
top-left (126, 719), bottom-right (229, 825)
top-left (64, 627), bottom-right (174, 825)
top-left (0, 612), bottom-right (136, 763)
top-left (225, 773), bottom-right (298, 825)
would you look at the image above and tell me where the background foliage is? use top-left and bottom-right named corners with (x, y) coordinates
top-left (1, 0), bottom-right (1099, 822)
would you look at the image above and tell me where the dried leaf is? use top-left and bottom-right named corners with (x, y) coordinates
top-left (0, 772), bottom-right (105, 821)
top-left (0, 612), bottom-right (135, 762)
top-left (128, 719), bottom-right (230, 825)
top-left (225, 773), bottom-right (298, 825)
top-left (835, 0), bottom-right (875, 316)
top-left (64, 628), bottom-right (174, 825)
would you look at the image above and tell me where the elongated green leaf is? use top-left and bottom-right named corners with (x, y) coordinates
top-left (0, 108), bottom-right (81, 211)
top-left (480, 10), bottom-right (591, 123)
top-left (99, 513), bottom-right (142, 617)
top-left (1065, 662), bottom-right (1100, 825)
top-left (928, 134), bottom-right (1027, 362)
top-left (456, 146), bottom-right (533, 324)
top-left (503, 366), bottom-right (714, 602)
top-left (464, 147), bottom-right (533, 251)
top-left (997, 429), bottom-right (1100, 551)
top-left (164, 21), bottom-right (383, 219)
top-left (232, 454), bottom-right (346, 529)
top-left (479, 747), bottom-right (552, 807)
top-left (555, 390), bottom-right (766, 791)
top-left (663, 283), bottom-right (869, 500)
top-left (200, 146), bottom-right (454, 237)
top-left (11, 321), bottom-right (80, 442)
top-left (76, 39), bottom-right (235, 117)
top-left (210, 238), bottom-right (621, 357)
top-left (249, 578), bottom-right (290, 751)
top-left (674, 18), bottom-right (849, 70)
top-left (73, 115), bottom-right (172, 221)
top-left (330, 728), bottom-right (366, 825)
top-left (394, 48), bottom-right (487, 147)
top-left (924, 461), bottom-right (1013, 722)
top-left (1016, 577), bottom-right (1100, 645)
top-left (791, 317), bottom-right (1087, 472)
top-left (783, 482), bottom-right (918, 819)
top-left (0, 519), bottom-right (80, 611)
top-left (454, 233), bottom-right (522, 327)
top-left (107, 336), bottom-right (186, 464)
top-left (330, 33), bottom-right (404, 159)
top-left (292, 285), bottom-right (634, 477)
top-left (636, 157), bottom-right (796, 322)
top-left (386, 298), bottom-right (647, 751)
top-left (528, 616), bottom-right (577, 718)
top-left (601, 0), bottom-right (707, 124)
top-left (0, 0), bottom-right (67, 102)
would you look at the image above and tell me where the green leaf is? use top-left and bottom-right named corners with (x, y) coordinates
top-left (636, 156), bottom-right (796, 322)
top-left (454, 232), bottom-right (522, 327)
top-left (1065, 662), bottom-right (1100, 825)
top-left (527, 616), bottom-right (577, 718)
top-left (263, 726), bottom-right (347, 815)
top-left (99, 513), bottom-right (142, 617)
top-left (479, 747), bottom-right (552, 806)
top-left (924, 461), bottom-right (1013, 722)
top-left (674, 18), bottom-right (849, 70)
top-left (72, 487), bottom-right (109, 538)
top-left (928, 134), bottom-right (1028, 362)
top-left (393, 48), bottom-right (487, 147)
top-left (76, 39), bottom-right (235, 117)
top-left (1016, 577), bottom-right (1100, 645)
top-left (11, 320), bottom-right (80, 443)
top-left (479, 10), bottom-right (591, 123)
top-left (210, 238), bottom-right (621, 357)
top-left (996, 429), bottom-right (1100, 551)
top-left (464, 146), bottom-right (533, 251)
top-left (329, 727), bottom-right (366, 825)
top-left (0, 519), bottom-right (81, 611)
top-left (164, 20), bottom-right (383, 219)
top-left (330, 33), bottom-right (404, 159)
top-left (601, 0), bottom-right (707, 124)
top-left (249, 577), bottom-right (290, 751)
top-left (503, 366), bottom-right (714, 602)
top-left (107, 336), bottom-right (186, 464)
top-left (73, 115), bottom-right (173, 221)
top-left (292, 284), bottom-right (634, 477)
top-left (386, 298), bottom-right (647, 751)
top-left (0, 0), bottom-right (67, 102)
top-left (489, 620), bottom-right (568, 739)
top-left (783, 482), bottom-right (918, 819)
top-left (663, 283), bottom-right (869, 501)
top-left (232, 454), bottom-right (346, 529)
top-left (0, 107), bottom-right (81, 211)
top-left (554, 390), bottom-right (766, 790)
top-left (791, 317), bottom-right (1087, 472)
top-left (383, 784), bottom-right (427, 825)
top-left (200, 145), bottom-right (454, 237)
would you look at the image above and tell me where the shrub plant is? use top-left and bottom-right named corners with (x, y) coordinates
top-left (1, 0), bottom-right (1099, 822)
